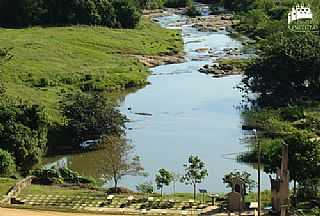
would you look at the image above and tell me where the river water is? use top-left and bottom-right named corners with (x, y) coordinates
top-left (46, 12), bottom-right (269, 193)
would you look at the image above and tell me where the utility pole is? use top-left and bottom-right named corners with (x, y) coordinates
top-left (253, 129), bottom-right (261, 216)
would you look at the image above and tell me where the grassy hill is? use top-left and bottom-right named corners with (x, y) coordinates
top-left (0, 18), bottom-right (182, 123)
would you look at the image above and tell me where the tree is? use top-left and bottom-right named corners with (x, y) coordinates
top-left (0, 99), bottom-right (48, 174)
top-left (171, 171), bottom-right (181, 195)
top-left (223, 170), bottom-right (256, 194)
top-left (100, 135), bottom-right (146, 193)
top-left (136, 181), bottom-right (154, 194)
top-left (0, 149), bottom-right (16, 177)
top-left (62, 93), bottom-right (126, 148)
top-left (240, 31), bottom-right (320, 106)
top-left (155, 168), bottom-right (172, 196)
top-left (112, 0), bottom-right (141, 28)
top-left (181, 155), bottom-right (208, 200)
top-left (240, 132), bottom-right (320, 203)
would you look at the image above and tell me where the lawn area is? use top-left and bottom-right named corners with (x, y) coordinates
top-left (0, 18), bottom-right (183, 123)
top-left (20, 184), bottom-right (106, 197)
top-left (0, 178), bottom-right (17, 196)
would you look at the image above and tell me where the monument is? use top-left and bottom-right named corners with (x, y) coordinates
top-left (270, 144), bottom-right (289, 216)
top-left (227, 177), bottom-right (246, 211)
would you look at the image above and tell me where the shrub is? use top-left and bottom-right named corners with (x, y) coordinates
top-left (0, 149), bottom-right (16, 177)
top-left (59, 167), bottom-right (79, 183)
top-left (32, 168), bottom-right (61, 185)
top-left (280, 107), bottom-right (305, 122)
top-left (78, 176), bottom-right (96, 184)
top-left (136, 181), bottom-right (154, 193)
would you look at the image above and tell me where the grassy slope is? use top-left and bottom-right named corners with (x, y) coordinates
top-left (0, 18), bottom-right (183, 123)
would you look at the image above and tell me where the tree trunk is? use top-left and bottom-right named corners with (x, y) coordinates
top-left (193, 183), bottom-right (196, 200)
top-left (173, 181), bottom-right (176, 195)
top-left (161, 187), bottom-right (163, 196)
top-left (114, 175), bottom-right (118, 194)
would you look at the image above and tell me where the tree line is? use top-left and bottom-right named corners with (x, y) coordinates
top-left (0, 0), bottom-right (196, 28)
top-left (0, 0), bottom-right (142, 28)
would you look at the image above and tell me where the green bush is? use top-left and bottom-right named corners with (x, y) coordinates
top-left (0, 99), bottom-right (48, 174)
top-left (78, 176), bottom-right (96, 184)
top-left (0, 149), bottom-right (16, 177)
top-left (280, 107), bottom-right (305, 122)
top-left (32, 168), bottom-right (61, 185)
top-left (136, 181), bottom-right (154, 193)
top-left (59, 167), bottom-right (79, 183)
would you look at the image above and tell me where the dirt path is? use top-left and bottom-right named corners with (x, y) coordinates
top-left (0, 208), bottom-right (121, 216)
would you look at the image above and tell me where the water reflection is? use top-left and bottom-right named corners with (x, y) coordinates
top-left (45, 13), bottom-right (270, 193)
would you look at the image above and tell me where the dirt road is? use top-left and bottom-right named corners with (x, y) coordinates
top-left (0, 208), bottom-right (121, 216)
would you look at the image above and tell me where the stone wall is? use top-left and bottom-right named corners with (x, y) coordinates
top-left (1, 176), bottom-right (35, 204)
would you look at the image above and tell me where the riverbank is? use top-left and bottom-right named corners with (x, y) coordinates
top-left (0, 18), bottom-right (183, 123)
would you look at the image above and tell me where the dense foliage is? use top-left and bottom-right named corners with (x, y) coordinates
top-left (164, 0), bottom-right (191, 8)
top-left (0, 98), bottom-right (48, 173)
top-left (0, 0), bottom-right (142, 28)
top-left (0, 149), bottom-right (16, 177)
top-left (240, 31), bottom-right (320, 106)
top-left (62, 93), bottom-right (126, 148)
top-left (33, 167), bottom-right (96, 185)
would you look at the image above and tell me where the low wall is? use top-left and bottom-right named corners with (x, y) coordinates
top-left (1, 176), bottom-right (35, 204)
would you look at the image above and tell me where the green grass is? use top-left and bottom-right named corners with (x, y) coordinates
top-left (0, 18), bottom-right (183, 123)
top-left (20, 184), bottom-right (106, 197)
top-left (245, 190), bottom-right (272, 207)
top-left (0, 178), bottom-right (17, 196)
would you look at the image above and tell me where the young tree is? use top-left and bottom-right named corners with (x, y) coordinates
top-left (181, 155), bottom-right (208, 200)
top-left (171, 171), bottom-right (181, 195)
top-left (100, 135), bottom-right (146, 193)
top-left (155, 168), bottom-right (173, 196)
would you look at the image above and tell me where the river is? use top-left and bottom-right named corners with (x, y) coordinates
top-left (46, 10), bottom-right (269, 193)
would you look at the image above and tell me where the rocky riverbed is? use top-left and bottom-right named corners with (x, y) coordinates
top-left (132, 53), bottom-right (185, 68)
top-left (198, 59), bottom-right (244, 78)
top-left (144, 7), bottom-right (249, 78)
